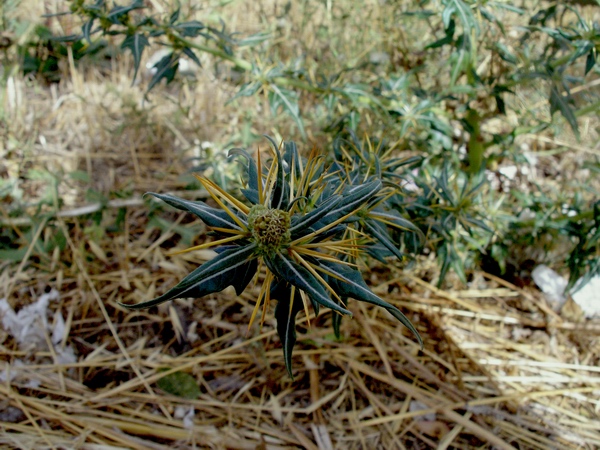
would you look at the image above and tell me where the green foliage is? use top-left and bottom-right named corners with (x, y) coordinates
top-left (121, 137), bottom-right (423, 376)
top-left (29, 1), bottom-right (598, 329)
top-left (156, 370), bottom-right (201, 400)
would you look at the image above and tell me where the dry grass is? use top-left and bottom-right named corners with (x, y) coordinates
top-left (2, 1), bottom-right (600, 449)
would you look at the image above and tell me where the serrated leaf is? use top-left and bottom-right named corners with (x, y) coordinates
top-left (157, 371), bottom-right (200, 399)
top-left (268, 85), bottom-right (306, 139)
top-left (146, 192), bottom-right (244, 230)
top-left (121, 33), bottom-right (149, 84)
top-left (267, 252), bottom-right (351, 316)
top-left (147, 52), bottom-right (179, 93)
top-left (119, 244), bottom-right (257, 309)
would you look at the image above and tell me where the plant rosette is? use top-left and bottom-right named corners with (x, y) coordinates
top-left (121, 136), bottom-right (422, 376)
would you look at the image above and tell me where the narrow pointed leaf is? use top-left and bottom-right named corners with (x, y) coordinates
top-left (228, 148), bottom-right (259, 191)
top-left (320, 260), bottom-right (422, 347)
top-left (175, 20), bottom-right (205, 37)
top-left (368, 209), bottom-right (425, 242)
top-left (585, 51), bottom-right (596, 76)
top-left (82, 18), bottom-right (96, 43)
top-left (147, 53), bottom-right (179, 92)
top-left (240, 188), bottom-right (260, 205)
top-left (146, 192), bottom-right (244, 230)
top-left (268, 253), bottom-right (351, 316)
top-left (274, 288), bottom-right (304, 377)
top-left (107, 0), bottom-right (144, 24)
top-left (363, 220), bottom-right (404, 261)
top-left (550, 85), bottom-right (579, 138)
top-left (182, 47), bottom-right (201, 68)
top-left (264, 135), bottom-right (289, 210)
top-left (290, 195), bottom-right (342, 234)
top-left (319, 180), bottom-right (382, 225)
top-left (268, 86), bottom-right (306, 139)
top-left (119, 244), bottom-right (256, 309)
top-left (332, 300), bottom-right (343, 339)
top-left (122, 33), bottom-right (149, 84)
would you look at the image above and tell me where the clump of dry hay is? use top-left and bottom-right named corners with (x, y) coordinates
top-left (2, 2), bottom-right (600, 449)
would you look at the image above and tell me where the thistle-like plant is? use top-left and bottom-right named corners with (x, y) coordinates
top-left (122, 137), bottom-right (422, 375)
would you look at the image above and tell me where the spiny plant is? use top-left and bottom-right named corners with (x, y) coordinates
top-left (331, 133), bottom-right (496, 287)
top-left (121, 137), bottom-right (422, 376)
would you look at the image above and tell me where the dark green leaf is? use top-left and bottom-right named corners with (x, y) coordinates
top-left (182, 47), bottom-right (201, 68)
top-left (368, 210), bottom-right (425, 242)
top-left (106, 0), bottom-right (144, 24)
top-left (585, 51), bottom-right (596, 76)
top-left (268, 85), bottom-right (306, 139)
top-left (145, 192), bottom-right (244, 230)
top-left (321, 260), bottom-right (422, 347)
top-left (363, 220), bottom-right (404, 261)
top-left (82, 18), bottom-right (96, 43)
top-left (318, 180), bottom-right (382, 225)
top-left (121, 33), bottom-right (149, 84)
top-left (169, 8), bottom-right (180, 25)
top-left (147, 52), bottom-right (179, 93)
top-left (264, 135), bottom-right (289, 210)
top-left (290, 195), bottom-right (342, 235)
top-left (549, 85), bottom-right (579, 138)
top-left (273, 286), bottom-right (304, 378)
top-left (175, 20), bottom-right (205, 37)
top-left (228, 148), bottom-right (259, 192)
top-left (119, 244), bottom-right (257, 309)
top-left (268, 252), bottom-right (352, 316)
